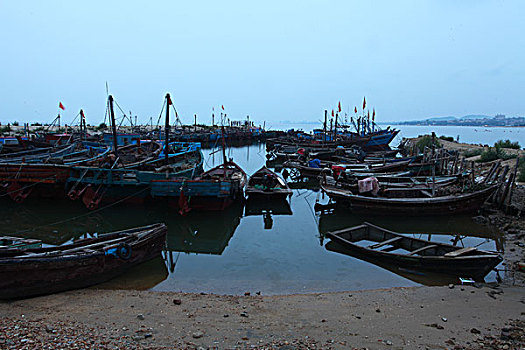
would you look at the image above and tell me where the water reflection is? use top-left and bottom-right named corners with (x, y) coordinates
top-left (244, 197), bottom-right (293, 230)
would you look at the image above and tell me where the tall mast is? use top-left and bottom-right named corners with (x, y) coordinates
top-left (165, 93), bottom-right (171, 166)
top-left (108, 95), bottom-right (119, 158)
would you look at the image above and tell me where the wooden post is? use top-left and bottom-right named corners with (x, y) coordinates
top-left (505, 157), bottom-right (520, 209)
top-left (432, 161), bottom-right (436, 197)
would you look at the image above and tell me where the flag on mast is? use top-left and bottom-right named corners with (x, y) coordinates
top-left (59, 102), bottom-right (65, 110)
top-left (354, 106), bottom-right (357, 113)
top-left (221, 105), bottom-right (225, 110)
top-left (338, 101), bottom-right (341, 113)
top-left (362, 97), bottom-right (366, 110)
top-left (331, 109), bottom-right (334, 117)
top-left (372, 108), bottom-right (375, 122)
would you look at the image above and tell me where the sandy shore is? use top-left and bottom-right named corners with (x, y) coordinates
top-left (1, 285), bottom-right (524, 349)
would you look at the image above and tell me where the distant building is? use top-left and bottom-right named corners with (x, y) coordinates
top-left (494, 114), bottom-right (506, 119)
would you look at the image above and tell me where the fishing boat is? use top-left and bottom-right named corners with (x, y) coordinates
top-left (0, 223), bottom-right (167, 299)
top-left (0, 236), bottom-right (42, 250)
top-left (245, 166), bottom-right (292, 199)
top-left (320, 180), bottom-right (498, 215)
top-left (325, 222), bottom-right (502, 279)
top-left (150, 161), bottom-right (247, 211)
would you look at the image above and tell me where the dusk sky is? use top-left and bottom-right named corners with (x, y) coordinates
top-left (1, 1), bottom-right (524, 127)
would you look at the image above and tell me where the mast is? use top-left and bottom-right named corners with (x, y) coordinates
top-left (323, 110), bottom-right (327, 142)
top-left (108, 95), bottom-right (119, 157)
top-left (220, 112), bottom-right (228, 178)
top-left (165, 93), bottom-right (171, 166)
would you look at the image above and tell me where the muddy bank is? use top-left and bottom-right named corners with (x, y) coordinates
top-left (1, 286), bottom-right (524, 349)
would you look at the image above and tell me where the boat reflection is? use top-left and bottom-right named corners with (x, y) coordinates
top-left (244, 197), bottom-right (292, 230)
top-left (166, 201), bottom-right (244, 254)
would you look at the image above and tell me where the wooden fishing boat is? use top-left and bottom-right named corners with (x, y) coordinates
top-left (0, 236), bottom-right (42, 250)
top-left (325, 222), bottom-right (502, 279)
top-left (246, 166), bottom-right (292, 199)
top-left (0, 163), bottom-right (71, 202)
top-left (0, 223), bottom-right (167, 299)
top-left (320, 180), bottom-right (498, 215)
top-left (151, 161), bottom-right (247, 211)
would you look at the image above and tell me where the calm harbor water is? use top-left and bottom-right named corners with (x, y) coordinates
top-left (1, 141), bottom-right (504, 295)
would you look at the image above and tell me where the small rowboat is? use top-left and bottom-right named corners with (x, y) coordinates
top-left (0, 223), bottom-right (167, 299)
top-left (325, 222), bottom-right (502, 279)
top-left (245, 166), bottom-right (292, 199)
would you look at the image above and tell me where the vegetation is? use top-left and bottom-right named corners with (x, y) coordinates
top-left (31, 122), bottom-right (42, 126)
top-left (415, 134), bottom-right (441, 152)
top-left (12, 121), bottom-right (19, 126)
top-left (478, 145), bottom-right (517, 163)
top-left (463, 149), bottom-right (483, 158)
top-left (97, 123), bottom-right (107, 130)
top-left (494, 139), bottom-right (521, 149)
top-left (438, 135), bottom-right (455, 142)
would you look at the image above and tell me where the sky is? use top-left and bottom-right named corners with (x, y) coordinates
top-left (0, 1), bottom-right (524, 127)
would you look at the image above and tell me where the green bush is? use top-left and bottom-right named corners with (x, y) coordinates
top-left (439, 135), bottom-right (454, 142)
top-left (415, 135), bottom-right (440, 152)
top-left (479, 146), bottom-right (517, 163)
top-left (494, 139), bottom-right (520, 149)
top-left (0, 125), bottom-right (11, 134)
top-left (97, 123), bottom-right (107, 130)
top-left (12, 121), bottom-right (19, 126)
top-left (464, 149), bottom-right (483, 158)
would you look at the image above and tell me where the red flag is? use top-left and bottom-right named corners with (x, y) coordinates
top-left (167, 96), bottom-right (172, 105)
top-left (331, 109), bottom-right (334, 117)
top-left (59, 102), bottom-right (65, 110)
top-left (367, 110), bottom-right (370, 118)
top-left (354, 106), bottom-right (357, 113)
top-left (221, 105), bottom-right (224, 110)
top-left (372, 108), bottom-right (376, 122)
top-left (338, 101), bottom-right (341, 113)
top-left (80, 110), bottom-right (85, 118)
top-left (362, 97), bottom-right (366, 110)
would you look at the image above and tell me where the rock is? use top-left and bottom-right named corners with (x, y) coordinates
top-left (132, 335), bottom-right (143, 341)
top-left (240, 312), bottom-right (248, 318)
top-left (376, 308), bottom-right (381, 313)
top-left (173, 299), bottom-right (182, 305)
top-left (223, 314), bottom-right (229, 318)
top-left (321, 319), bottom-right (327, 323)
top-left (442, 317), bottom-right (448, 322)
top-left (144, 333), bottom-right (152, 339)
top-left (448, 284), bottom-right (454, 289)
top-left (384, 340), bottom-right (393, 346)
top-left (244, 292), bottom-right (250, 296)
top-left (470, 328), bottom-right (481, 334)
top-left (192, 331), bottom-right (204, 339)
top-left (137, 314), bottom-right (145, 320)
